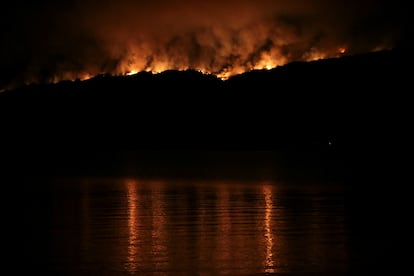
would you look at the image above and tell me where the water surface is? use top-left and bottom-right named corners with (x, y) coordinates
top-left (21, 177), bottom-right (355, 275)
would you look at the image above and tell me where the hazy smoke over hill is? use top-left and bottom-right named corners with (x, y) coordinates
top-left (0, 0), bottom-right (406, 89)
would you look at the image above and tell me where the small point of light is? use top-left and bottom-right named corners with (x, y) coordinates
top-left (338, 47), bottom-right (346, 54)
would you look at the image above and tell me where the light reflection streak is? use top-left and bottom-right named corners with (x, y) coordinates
top-left (125, 179), bottom-right (139, 273)
top-left (263, 184), bottom-right (275, 273)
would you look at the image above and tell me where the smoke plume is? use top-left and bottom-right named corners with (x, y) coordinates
top-left (0, 0), bottom-right (406, 89)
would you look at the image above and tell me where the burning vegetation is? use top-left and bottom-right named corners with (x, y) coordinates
top-left (0, 0), bottom-right (402, 91)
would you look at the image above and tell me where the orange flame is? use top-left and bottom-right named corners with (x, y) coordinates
top-left (113, 44), bottom-right (350, 81)
top-left (2, 42), bottom-right (389, 91)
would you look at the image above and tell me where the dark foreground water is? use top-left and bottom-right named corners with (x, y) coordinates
top-left (8, 178), bottom-right (371, 275)
top-left (13, 163), bottom-right (406, 276)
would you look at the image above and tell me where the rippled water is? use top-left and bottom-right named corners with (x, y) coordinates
top-left (19, 177), bottom-right (356, 275)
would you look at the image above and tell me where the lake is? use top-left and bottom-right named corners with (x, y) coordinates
top-left (12, 151), bottom-right (405, 275)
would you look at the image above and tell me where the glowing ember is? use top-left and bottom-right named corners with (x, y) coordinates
top-left (338, 47), bottom-right (346, 54)
top-left (79, 73), bottom-right (93, 81)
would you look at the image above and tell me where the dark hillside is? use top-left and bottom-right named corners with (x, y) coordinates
top-left (0, 48), bottom-right (410, 179)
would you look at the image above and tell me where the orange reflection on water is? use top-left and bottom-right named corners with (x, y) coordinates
top-left (263, 184), bottom-right (275, 273)
top-left (126, 179), bottom-right (139, 272)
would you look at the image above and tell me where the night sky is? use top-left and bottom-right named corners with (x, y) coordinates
top-left (0, 0), bottom-right (409, 89)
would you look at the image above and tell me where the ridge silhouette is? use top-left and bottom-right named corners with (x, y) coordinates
top-left (0, 48), bottom-right (410, 178)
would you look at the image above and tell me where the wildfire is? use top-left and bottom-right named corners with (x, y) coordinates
top-left (0, 0), bottom-right (401, 93)
top-left (50, 72), bottom-right (93, 84)
top-left (252, 53), bottom-right (286, 71)
top-left (113, 45), bottom-right (331, 81)
top-left (1, 42), bottom-right (388, 91)
top-left (126, 70), bottom-right (138, 76)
